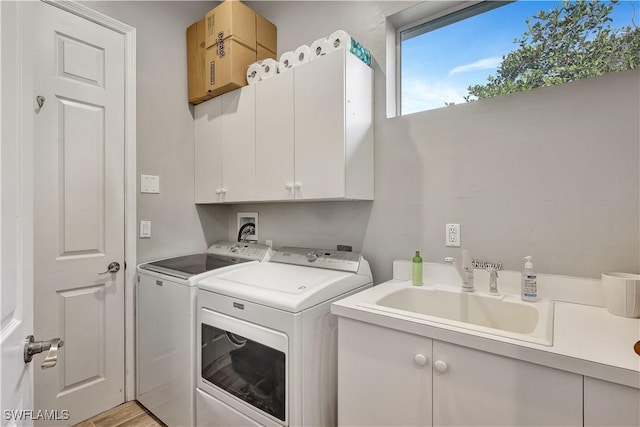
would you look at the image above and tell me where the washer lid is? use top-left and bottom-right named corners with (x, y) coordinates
top-left (139, 254), bottom-right (252, 280)
top-left (197, 262), bottom-right (371, 312)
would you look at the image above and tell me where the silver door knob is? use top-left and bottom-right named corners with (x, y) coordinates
top-left (24, 335), bottom-right (64, 369)
top-left (100, 262), bottom-right (120, 274)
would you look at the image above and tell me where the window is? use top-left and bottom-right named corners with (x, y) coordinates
top-left (398, 0), bottom-right (640, 115)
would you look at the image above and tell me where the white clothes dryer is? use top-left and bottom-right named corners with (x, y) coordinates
top-left (196, 247), bottom-right (373, 427)
top-left (136, 241), bottom-right (272, 427)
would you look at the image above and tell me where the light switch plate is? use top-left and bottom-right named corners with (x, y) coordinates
top-left (141, 175), bottom-right (160, 194)
top-left (446, 223), bottom-right (460, 247)
top-left (140, 220), bottom-right (151, 238)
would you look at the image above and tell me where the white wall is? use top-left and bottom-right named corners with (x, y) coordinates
top-left (82, 1), bottom-right (230, 263)
top-left (84, 1), bottom-right (639, 283)
top-left (233, 1), bottom-right (640, 283)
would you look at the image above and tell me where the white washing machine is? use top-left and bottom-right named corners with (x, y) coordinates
top-left (196, 247), bottom-right (373, 427)
top-left (136, 241), bottom-right (272, 427)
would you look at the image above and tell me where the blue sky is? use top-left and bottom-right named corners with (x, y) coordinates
top-left (401, 0), bottom-right (640, 114)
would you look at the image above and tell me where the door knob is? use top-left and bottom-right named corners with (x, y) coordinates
top-left (100, 262), bottom-right (120, 274)
top-left (24, 335), bottom-right (64, 369)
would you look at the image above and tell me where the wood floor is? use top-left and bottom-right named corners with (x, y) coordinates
top-left (73, 401), bottom-right (165, 427)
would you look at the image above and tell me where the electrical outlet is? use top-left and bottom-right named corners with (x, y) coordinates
top-left (446, 223), bottom-right (460, 247)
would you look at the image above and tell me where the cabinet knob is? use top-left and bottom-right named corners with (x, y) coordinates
top-left (221, 188), bottom-right (227, 194)
top-left (215, 189), bottom-right (221, 195)
top-left (434, 360), bottom-right (448, 373)
top-left (413, 353), bottom-right (428, 367)
top-left (285, 183), bottom-right (293, 190)
top-left (294, 183), bottom-right (301, 189)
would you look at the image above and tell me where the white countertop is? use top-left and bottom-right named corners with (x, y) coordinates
top-left (331, 264), bottom-right (640, 389)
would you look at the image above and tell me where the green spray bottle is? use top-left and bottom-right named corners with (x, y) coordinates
top-left (412, 251), bottom-right (423, 286)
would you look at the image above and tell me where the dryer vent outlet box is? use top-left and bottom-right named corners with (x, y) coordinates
top-left (237, 212), bottom-right (258, 242)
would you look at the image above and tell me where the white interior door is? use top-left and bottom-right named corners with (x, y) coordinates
top-left (1, 1), bottom-right (36, 424)
top-left (32, 2), bottom-right (126, 424)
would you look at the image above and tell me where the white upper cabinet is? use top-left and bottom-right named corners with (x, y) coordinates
top-left (194, 85), bottom-right (256, 203)
top-left (255, 71), bottom-right (295, 201)
top-left (294, 50), bottom-right (373, 201)
top-left (196, 49), bottom-right (373, 204)
top-left (194, 96), bottom-right (223, 203)
top-left (221, 85), bottom-right (256, 203)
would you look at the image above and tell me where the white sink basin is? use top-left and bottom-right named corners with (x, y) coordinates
top-left (361, 285), bottom-right (554, 346)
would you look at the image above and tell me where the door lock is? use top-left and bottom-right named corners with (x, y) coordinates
top-left (24, 335), bottom-right (64, 369)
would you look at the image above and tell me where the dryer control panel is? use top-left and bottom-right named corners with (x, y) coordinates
top-left (206, 241), bottom-right (273, 261)
top-left (271, 247), bottom-right (361, 273)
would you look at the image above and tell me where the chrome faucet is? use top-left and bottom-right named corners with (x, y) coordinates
top-left (487, 266), bottom-right (499, 294)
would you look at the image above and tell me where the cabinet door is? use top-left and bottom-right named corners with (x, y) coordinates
top-left (194, 96), bottom-right (223, 203)
top-left (432, 341), bottom-right (582, 426)
top-left (584, 376), bottom-right (640, 427)
top-left (294, 50), bottom-right (345, 200)
top-left (255, 71), bottom-right (294, 201)
top-left (221, 85), bottom-right (256, 202)
top-left (338, 318), bottom-right (432, 427)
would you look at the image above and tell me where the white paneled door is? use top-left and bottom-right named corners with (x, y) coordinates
top-left (33, 2), bottom-right (126, 424)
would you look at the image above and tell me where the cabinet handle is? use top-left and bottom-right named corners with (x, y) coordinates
top-left (434, 360), bottom-right (448, 373)
top-left (414, 353), bottom-right (428, 367)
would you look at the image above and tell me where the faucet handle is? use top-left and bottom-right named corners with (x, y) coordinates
top-left (487, 266), bottom-right (499, 294)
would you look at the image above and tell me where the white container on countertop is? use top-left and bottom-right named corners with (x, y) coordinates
top-left (602, 272), bottom-right (640, 318)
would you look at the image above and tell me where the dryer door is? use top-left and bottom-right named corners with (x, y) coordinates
top-left (199, 308), bottom-right (288, 425)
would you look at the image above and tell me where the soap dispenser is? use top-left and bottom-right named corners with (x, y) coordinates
top-left (412, 251), bottom-right (423, 286)
top-left (521, 256), bottom-right (538, 301)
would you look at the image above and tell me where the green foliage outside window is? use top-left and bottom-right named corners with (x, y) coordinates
top-left (465, 0), bottom-right (640, 101)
